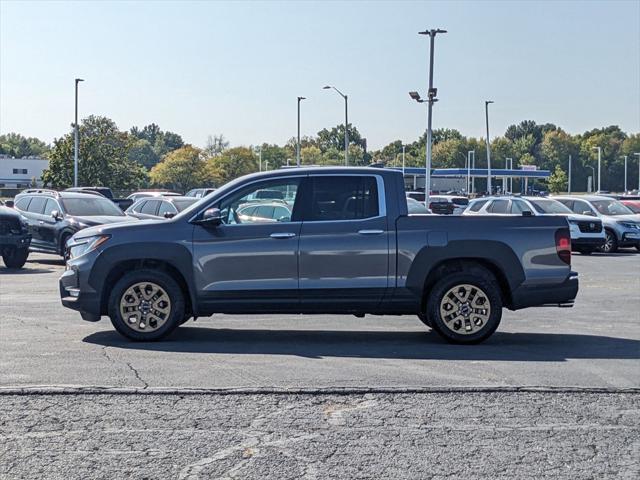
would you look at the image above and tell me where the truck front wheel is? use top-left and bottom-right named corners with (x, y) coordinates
top-left (2, 247), bottom-right (29, 269)
top-left (426, 269), bottom-right (502, 344)
top-left (108, 269), bottom-right (185, 341)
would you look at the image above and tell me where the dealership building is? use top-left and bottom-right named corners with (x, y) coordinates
top-left (0, 155), bottom-right (49, 188)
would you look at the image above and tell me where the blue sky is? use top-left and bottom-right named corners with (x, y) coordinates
top-left (1, 0), bottom-right (638, 150)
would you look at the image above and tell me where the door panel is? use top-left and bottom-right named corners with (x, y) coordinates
top-left (298, 175), bottom-right (389, 310)
top-left (192, 177), bottom-right (303, 313)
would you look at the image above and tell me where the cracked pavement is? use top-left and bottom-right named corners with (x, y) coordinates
top-left (1, 252), bottom-right (639, 478)
top-left (1, 392), bottom-right (638, 479)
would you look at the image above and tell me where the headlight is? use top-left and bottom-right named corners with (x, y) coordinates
top-left (67, 234), bottom-right (111, 259)
top-left (617, 222), bottom-right (640, 230)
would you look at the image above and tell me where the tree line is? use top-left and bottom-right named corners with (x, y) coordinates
top-left (2, 117), bottom-right (638, 193)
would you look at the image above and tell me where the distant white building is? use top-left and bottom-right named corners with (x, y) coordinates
top-left (0, 155), bottom-right (49, 188)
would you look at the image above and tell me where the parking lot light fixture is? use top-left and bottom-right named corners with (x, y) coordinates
top-left (323, 85), bottom-right (349, 166)
top-left (485, 100), bottom-right (494, 194)
top-left (592, 146), bottom-right (602, 192)
top-left (74, 78), bottom-right (84, 188)
top-left (297, 96), bottom-right (306, 167)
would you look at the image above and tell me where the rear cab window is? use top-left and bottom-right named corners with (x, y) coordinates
top-left (304, 176), bottom-right (379, 221)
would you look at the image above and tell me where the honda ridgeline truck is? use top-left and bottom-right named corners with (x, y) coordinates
top-left (60, 168), bottom-right (578, 344)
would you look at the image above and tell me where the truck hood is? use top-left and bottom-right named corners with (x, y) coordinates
top-left (70, 215), bottom-right (138, 227)
top-left (73, 218), bottom-right (163, 239)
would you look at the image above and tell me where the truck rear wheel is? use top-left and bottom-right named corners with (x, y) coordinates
top-left (2, 247), bottom-right (29, 269)
top-left (108, 269), bottom-right (185, 341)
top-left (426, 268), bottom-right (502, 344)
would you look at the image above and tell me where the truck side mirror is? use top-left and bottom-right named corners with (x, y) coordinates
top-left (196, 208), bottom-right (222, 226)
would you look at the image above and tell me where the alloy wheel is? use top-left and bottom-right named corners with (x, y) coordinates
top-left (119, 282), bottom-right (172, 332)
top-left (439, 284), bottom-right (491, 335)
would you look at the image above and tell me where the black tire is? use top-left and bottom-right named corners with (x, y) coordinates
top-left (599, 229), bottom-right (618, 253)
top-left (2, 247), bottom-right (29, 269)
top-left (426, 267), bottom-right (502, 344)
top-left (108, 269), bottom-right (185, 341)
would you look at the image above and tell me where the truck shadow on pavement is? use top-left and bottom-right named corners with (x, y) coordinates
top-left (84, 328), bottom-right (640, 361)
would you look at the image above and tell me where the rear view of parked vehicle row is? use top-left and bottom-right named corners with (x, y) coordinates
top-left (13, 189), bottom-right (137, 259)
top-left (464, 196), bottom-right (606, 254)
top-left (60, 168), bottom-right (578, 345)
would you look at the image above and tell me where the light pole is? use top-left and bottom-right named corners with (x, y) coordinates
top-left (568, 155), bottom-right (572, 194)
top-left (409, 27), bottom-right (446, 209)
top-left (505, 157), bottom-right (513, 193)
top-left (323, 85), bottom-right (348, 165)
top-left (402, 145), bottom-right (406, 177)
top-left (621, 155), bottom-right (628, 192)
top-left (258, 145), bottom-right (262, 172)
top-left (592, 146), bottom-right (602, 192)
top-left (74, 78), bottom-right (84, 187)
top-left (485, 100), bottom-right (494, 194)
top-left (467, 151), bottom-right (472, 194)
top-left (635, 153), bottom-right (640, 191)
top-left (587, 166), bottom-right (595, 192)
top-left (297, 96), bottom-right (305, 167)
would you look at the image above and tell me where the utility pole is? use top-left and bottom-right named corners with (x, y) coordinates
top-left (592, 146), bottom-right (602, 192)
top-left (568, 155), bottom-right (572, 194)
top-left (622, 155), bottom-right (628, 192)
top-left (297, 96), bottom-right (305, 167)
top-left (506, 157), bottom-right (513, 193)
top-left (635, 153), bottom-right (640, 191)
top-left (74, 78), bottom-right (84, 187)
top-left (402, 145), bottom-right (406, 176)
top-left (416, 28), bottom-right (446, 208)
top-left (323, 85), bottom-right (349, 165)
top-left (485, 100), bottom-right (494, 194)
top-left (259, 146), bottom-right (262, 172)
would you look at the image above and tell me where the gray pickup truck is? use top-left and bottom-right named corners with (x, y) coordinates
top-left (60, 168), bottom-right (578, 344)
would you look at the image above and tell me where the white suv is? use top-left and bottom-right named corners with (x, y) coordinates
top-left (464, 196), bottom-right (605, 254)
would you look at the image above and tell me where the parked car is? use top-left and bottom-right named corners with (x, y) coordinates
top-left (185, 188), bottom-right (217, 199)
top-left (126, 196), bottom-right (200, 220)
top-left (620, 199), bottom-right (640, 214)
top-left (14, 190), bottom-right (137, 258)
top-left (60, 168), bottom-right (578, 345)
top-left (429, 195), bottom-right (469, 215)
top-left (552, 195), bottom-right (640, 253)
top-left (64, 186), bottom-right (133, 211)
top-left (426, 197), bottom-right (455, 215)
top-left (464, 196), bottom-right (606, 254)
top-left (0, 205), bottom-right (31, 268)
top-left (127, 191), bottom-right (182, 204)
top-left (406, 191), bottom-right (426, 202)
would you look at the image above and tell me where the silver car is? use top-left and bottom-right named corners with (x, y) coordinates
top-left (552, 195), bottom-right (640, 253)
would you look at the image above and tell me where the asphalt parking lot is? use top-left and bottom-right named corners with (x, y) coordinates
top-left (1, 251), bottom-right (639, 478)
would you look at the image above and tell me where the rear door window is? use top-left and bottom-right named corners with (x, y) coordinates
top-left (14, 196), bottom-right (32, 211)
top-left (572, 200), bottom-right (595, 216)
top-left (140, 200), bottom-right (160, 216)
top-left (27, 196), bottom-right (47, 214)
top-left (305, 176), bottom-right (379, 221)
top-left (488, 199), bottom-right (509, 214)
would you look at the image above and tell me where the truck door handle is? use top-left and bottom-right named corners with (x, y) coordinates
top-left (270, 232), bottom-right (296, 239)
top-left (358, 229), bottom-right (384, 235)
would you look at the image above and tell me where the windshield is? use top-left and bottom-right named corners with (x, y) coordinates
top-left (591, 200), bottom-right (633, 216)
top-left (61, 197), bottom-right (125, 216)
top-left (530, 199), bottom-right (573, 214)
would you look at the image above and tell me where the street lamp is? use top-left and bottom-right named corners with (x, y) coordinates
top-left (505, 157), bottom-right (513, 193)
top-left (74, 78), bottom-right (84, 188)
top-left (635, 153), bottom-right (640, 191)
top-left (485, 100), bottom-right (494, 194)
top-left (297, 96), bottom-right (305, 167)
top-left (592, 146), bottom-right (602, 192)
top-left (621, 155), bottom-right (628, 192)
top-left (587, 166), bottom-right (596, 192)
top-left (468, 150), bottom-right (476, 193)
top-left (412, 27), bottom-right (447, 209)
top-left (323, 85), bottom-right (348, 166)
top-left (402, 145), bottom-right (406, 176)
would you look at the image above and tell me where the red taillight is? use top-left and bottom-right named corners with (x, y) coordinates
top-left (555, 228), bottom-right (571, 265)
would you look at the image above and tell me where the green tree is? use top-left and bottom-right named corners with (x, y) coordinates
top-left (203, 134), bottom-right (229, 157)
top-left (150, 146), bottom-right (216, 191)
top-left (129, 123), bottom-right (184, 168)
top-left (300, 145), bottom-right (323, 165)
top-left (317, 124), bottom-right (363, 152)
top-left (548, 165), bottom-right (568, 193)
top-left (127, 138), bottom-right (157, 169)
top-left (0, 133), bottom-right (49, 157)
top-left (207, 147), bottom-right (258, 184)
top-left (42, 116), bottom-right (147, 190)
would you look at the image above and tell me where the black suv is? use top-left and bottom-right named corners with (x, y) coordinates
top-left (0, 204), bottom-right (31, 268)
top-left (13, 189), bottom-right (137, 257)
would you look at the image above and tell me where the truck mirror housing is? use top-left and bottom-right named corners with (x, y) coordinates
top-left (198, 208), bottom-right (222, 226)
